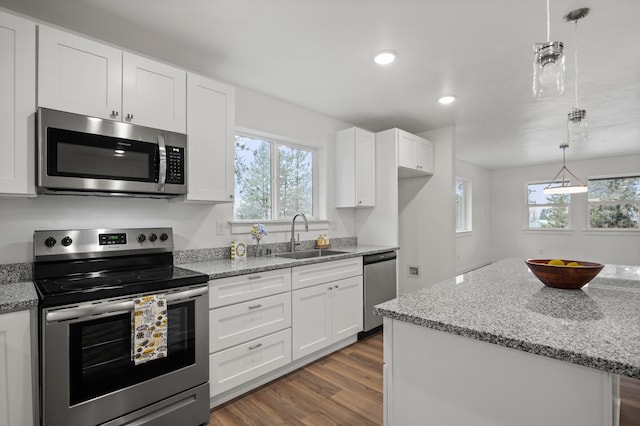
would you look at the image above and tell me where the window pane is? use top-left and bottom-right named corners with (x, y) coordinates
top-left (589, 205), bottom-right (639, 229)
top-left (588, 177), bottom-right (640, 202)
top-left (234, 136), bottom-right (272, 220)
top-left (588, 176), bottom-right (640, 229)
top-left (528, 206), bottom-right (569, 228)
top-left (456, 180), bottom-right (465, 231)
top-left (279, 145), bottom-right (313, 217)
top-left (527, 182), bottom-right (569, 204)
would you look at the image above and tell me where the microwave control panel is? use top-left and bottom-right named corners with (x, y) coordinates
top-left (165, 146), bottom-right (185, 185)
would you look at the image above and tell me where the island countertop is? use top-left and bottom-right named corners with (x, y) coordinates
top-left (374, 258), bottom-right (640, 379)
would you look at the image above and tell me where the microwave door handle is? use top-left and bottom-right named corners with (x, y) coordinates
top-left (157, 134), bottom-right (167, 192)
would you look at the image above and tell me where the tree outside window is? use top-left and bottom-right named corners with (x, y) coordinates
top-left (234, 134), bottom-right (314, 221)
top-left (527, 182), bottom-right (570, 229)
top-left (588, 176), bottom-right (640, 229)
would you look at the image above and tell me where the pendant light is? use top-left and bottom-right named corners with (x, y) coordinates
top-left (533, 0), bottom-right (565, 100)
top-left (564, 8), bottom-right (590, 146)
top-left (543, 142), bottom-right (588, 194)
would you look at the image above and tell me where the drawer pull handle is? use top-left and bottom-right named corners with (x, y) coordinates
top-left (248, 343), bottom-right (263, 350)
top-left (247, 275), bottom-right (262, 280)
top-left (248, 304), bottom-right (262, 310)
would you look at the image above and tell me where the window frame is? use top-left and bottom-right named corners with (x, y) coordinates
top-left (586, 173), bottom-right (640, 231)
top-left (525, 180), bottom-right (571, 230)
top-left (455, 177), bottom-right (472, 233)
top-left (233, 129), bottom-right (319, 222)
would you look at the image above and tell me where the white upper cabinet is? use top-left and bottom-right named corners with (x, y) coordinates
top-left (0, 10), bottom-right (36, 196)
top-left (186, 73), bottom-right (235, 202)
top-left (334, 127), bottom-right (376, 208)
top-left (38, 26), bottom-right (186, 133)
top-left (122, 52), bottom-right (186, 133)
top-left (397, 129), bottom-right (433, 178)
top-left (38, 25), bottom-right (122, 121)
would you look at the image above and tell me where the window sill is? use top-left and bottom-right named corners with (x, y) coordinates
top-left (230, 219), bottom-right (330, 235)
top-left (522, 228), bottom-right (575, 235)
top-left (456, 230), bottom-right (473, 236)
top-left (583, 228), bottom-right (640, 236)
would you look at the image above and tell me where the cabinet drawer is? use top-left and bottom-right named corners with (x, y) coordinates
top-left (210, 328), bottom-right (292, 396)
top-left (209, 269), bottom-right (291, 308)
top-left (209, 292), bottom-right (291, 353)
top-left (292, 257), bottom-right (363, 290)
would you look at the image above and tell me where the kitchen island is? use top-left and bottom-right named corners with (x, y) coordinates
top-left (375, 258), bottom-right (640, 426)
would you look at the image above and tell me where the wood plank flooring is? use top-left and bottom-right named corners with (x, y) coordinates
top-left (209, 332), bottom-right (640, 425)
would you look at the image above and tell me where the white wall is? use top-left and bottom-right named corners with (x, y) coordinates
top-left (0, 85), bottom-right (356, 264)
top-left (455, 159), bottom-right (492, 274)
top-left (490, 154), bottom-right (640, 265)
top-left (397, 127), bottom-right (456, 294)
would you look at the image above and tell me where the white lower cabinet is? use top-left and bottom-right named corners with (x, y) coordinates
top-left (208, 257), bottom-right (364, 402)
top-left (0, 309), bottom-right (33, 426)
top-left (209, 329), bottom-right (292, 396)
top-left (209, 292), bottom-right (291, 352)
top-left (292, 272), bottom-right (363, 361)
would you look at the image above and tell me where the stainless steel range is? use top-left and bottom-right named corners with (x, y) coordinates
top-left (33, 228), bottom-right (210, 426)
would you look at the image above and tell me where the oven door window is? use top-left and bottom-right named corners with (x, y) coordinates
top-left (47, 127), bottom-right (157, 182)
top-left (68, 301), bottom-right (194, 405)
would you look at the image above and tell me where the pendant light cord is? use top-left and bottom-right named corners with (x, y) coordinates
top-left (546, 0), bottom-right (551, 42)
top-left (574, 20), bottom-right (579, 107)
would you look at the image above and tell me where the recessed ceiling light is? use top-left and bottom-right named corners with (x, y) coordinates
top-left (374, 50), bottom-right (397, 65)
top-left (438, 95), bottom-right (456, 105)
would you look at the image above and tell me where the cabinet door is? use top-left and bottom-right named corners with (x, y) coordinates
top-left (38, 25), bottom-right (122, 120)
top-left (292, 284), bottom-right (332, 360)
top-left (397, 130), bottom-right (415, 170)
top-left (209, 269), bottom-right (291, 308)
top-left (209, 329), bottom-right (291, 396)
top-left (0, 11), bottom-right (35, 196)
top-left (415, 137), bottom-right (434, 174)
top-left (210, 292), bottom-right (291, 352)
top-left (0, 310), bottom-right (33, 426)
top-left (122, 52), bottom-right (186, 133)
top-left (292, 257), bottom-right (363, 290)
top-left (332, 275), bottom-right (363, 341)
top-left (354, 128), bottom-right (376, 207)
top-left (186, 73), bottom-right (235, 202)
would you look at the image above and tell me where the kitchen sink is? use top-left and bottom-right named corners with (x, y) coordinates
top-left (274, 249), bottom-right (348, 259)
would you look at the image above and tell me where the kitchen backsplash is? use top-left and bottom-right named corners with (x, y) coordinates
top-left (0, 237), bottom-right (358, 284)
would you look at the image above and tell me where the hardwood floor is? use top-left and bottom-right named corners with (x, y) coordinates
top-left (209, 332), bottom-right (640, 425)
top-left (621, 376), bottom-right (640, 426)
top-left (209, 333), bottom-right (383, 426)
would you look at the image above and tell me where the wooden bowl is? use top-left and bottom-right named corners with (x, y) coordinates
top-left (525, 259), bottom-right (604, 290)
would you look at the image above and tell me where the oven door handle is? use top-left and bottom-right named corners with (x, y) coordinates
top-left (45, 286), bottom-right (207, 322)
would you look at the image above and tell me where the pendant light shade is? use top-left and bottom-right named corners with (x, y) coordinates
top-left (564, 8), bottom-right (590, 145)
top-left (567, 108), bottom-right (587, 145)
top-left (543, 144), bottom-right (588, 195)
top-left (533, 0), bottom-right (565, 100)
top-left (533, 42), bottom-right (565, 99)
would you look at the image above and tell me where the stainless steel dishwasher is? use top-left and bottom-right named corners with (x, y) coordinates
top-left (362, 251), bottom-right (397, 334)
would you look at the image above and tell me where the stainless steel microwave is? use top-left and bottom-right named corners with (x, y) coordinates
top-left (37, 108), bottom-right (188, 197)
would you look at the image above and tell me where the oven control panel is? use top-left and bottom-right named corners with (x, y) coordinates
top-left (34, 228), bottom-right (174, 261)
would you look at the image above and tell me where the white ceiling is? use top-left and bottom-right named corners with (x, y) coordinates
top-left (2, 0), bottom-right (639, 169)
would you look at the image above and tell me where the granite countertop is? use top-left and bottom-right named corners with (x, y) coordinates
top-left (0, 244), bottom-right (396, 314)
top-left (179, 244), bottom-right (396, 280)
top-left (375, 258), bottom-right (640, 379)
top-left (0, 281), bottom-right (39, 312)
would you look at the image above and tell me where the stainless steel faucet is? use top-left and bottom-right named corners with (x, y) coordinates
top-left (290, 213), bottom-right (309, 253)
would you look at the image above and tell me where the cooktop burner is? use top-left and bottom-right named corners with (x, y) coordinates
top-left (35, 265), bottom-right (207, 307)
top-left (33, 227), bottom-right (209, 308)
